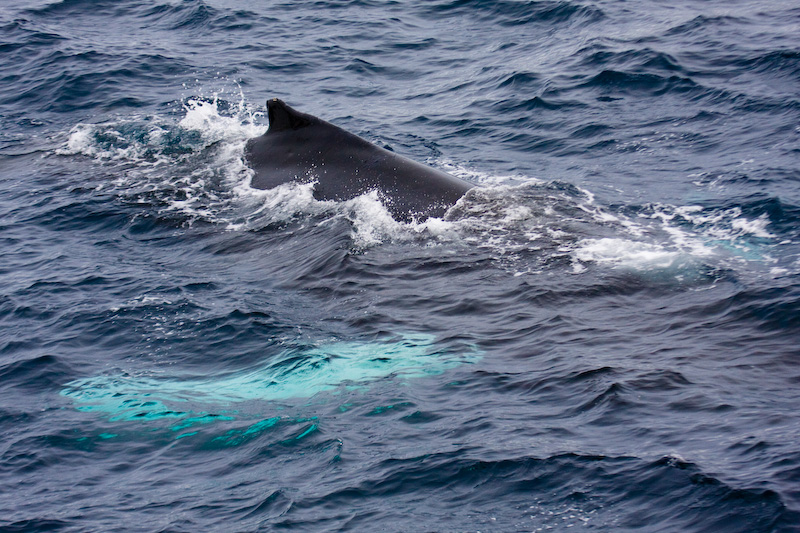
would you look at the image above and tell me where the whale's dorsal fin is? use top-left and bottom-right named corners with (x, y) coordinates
top-left (246, 99), bottom-right (474, 220)
top-left (267, 98), bottom-right (315, 132)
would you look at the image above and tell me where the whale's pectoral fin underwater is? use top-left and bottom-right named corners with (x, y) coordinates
top-left (244, 98), bottom-right (474, 221)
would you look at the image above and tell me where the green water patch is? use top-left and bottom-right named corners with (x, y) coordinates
top-left (61, 333), bottom-right (481, 438)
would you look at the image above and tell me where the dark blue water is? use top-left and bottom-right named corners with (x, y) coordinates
top-left (2, 0), bottom-right (800, 530)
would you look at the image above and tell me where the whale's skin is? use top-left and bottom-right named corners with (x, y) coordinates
top-left (244, 99), bottom-right (473, 221)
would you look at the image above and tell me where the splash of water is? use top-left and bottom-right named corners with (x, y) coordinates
top-left (54, 88), bottom-right (782, 277)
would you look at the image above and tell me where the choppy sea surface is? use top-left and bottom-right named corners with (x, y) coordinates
top-left (2, 0), bottom-right (800, 530)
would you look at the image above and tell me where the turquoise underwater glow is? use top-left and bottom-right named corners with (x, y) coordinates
top-left (61, 334), bottom-right (481, 428)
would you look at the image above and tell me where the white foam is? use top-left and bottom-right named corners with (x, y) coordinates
top-left (667, 206), bottom-right (774, 242)
top-left (228, 180), bottom-right (330, 231)
top-left (731, 213), bottom-right (773, 239)
top-left (344, 191), bottom-right (406, 248)
top-left (435, 160), bottom-right (533, 187)
top-left (179, 96), bottom-right (262, 144)
top-left (56, 123), bottom-right (95, 156)
top-left (574, 238), bottom-right (682, 270)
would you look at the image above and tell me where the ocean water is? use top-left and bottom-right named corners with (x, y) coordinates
top-left (1, 0), bottom-right (799, 530)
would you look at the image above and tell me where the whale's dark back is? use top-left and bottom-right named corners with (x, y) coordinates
top-left (245, 99), bottom-right (473, 221)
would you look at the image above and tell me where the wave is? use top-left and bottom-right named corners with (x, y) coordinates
top-left (139, 2), bottom-right (261, 32)
top-left (6, 49), bottom-right (188, 113)
top-left (0, 18), bottom-right (66, 55)
top-left (19, 0), bottom-right (258, 33)
top-left (20, 0), bottom-right (137, 17)
top-left (270, 452), bottom-right (788, 531)
top-left (423, 0), bottom-right (605, 27)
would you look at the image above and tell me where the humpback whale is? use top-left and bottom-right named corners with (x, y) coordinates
top-left (245, 99), bottom-right (473, 221)
top-left (61, 334), bottom-right (482, 438)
